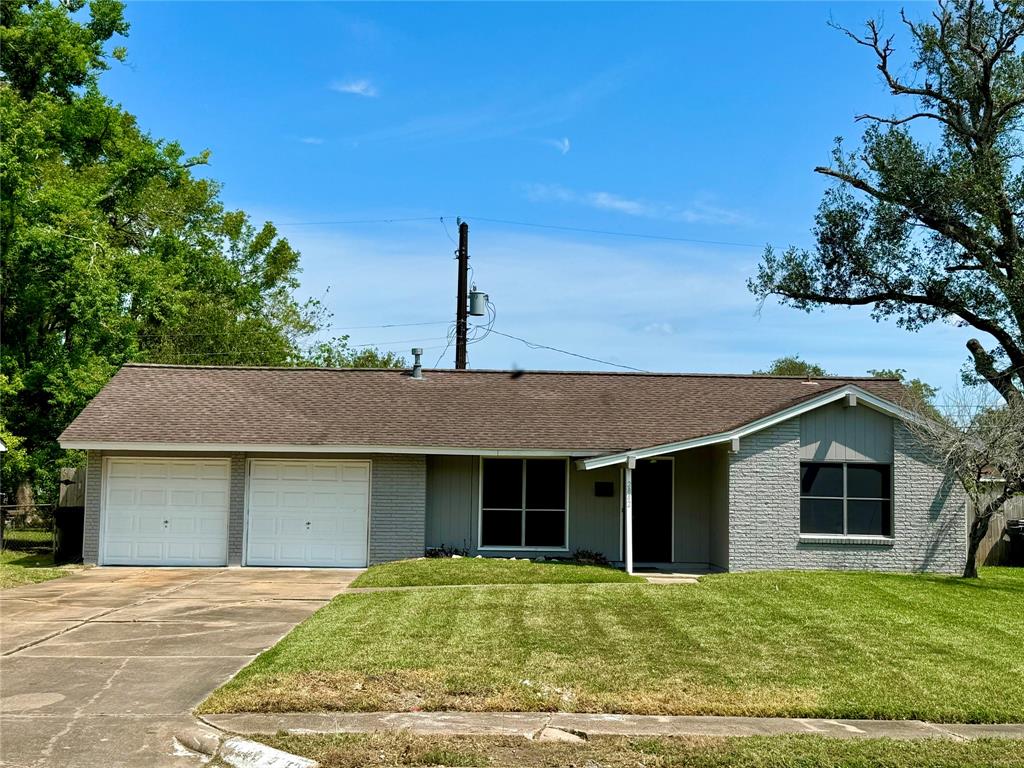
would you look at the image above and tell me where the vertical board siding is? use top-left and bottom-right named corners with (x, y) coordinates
top-left (425, 455), bottom-right (477, 552)
top-left (800, 402), bottom-right (894, 462)
top-left (568, 464), bottom-right (621, 558)
top-left (673, 448), bottom-right (711, 565)
top-left (708, 444), bottom-right (730, 570)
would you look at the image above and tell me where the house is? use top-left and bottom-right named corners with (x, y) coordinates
top-left (58, 363), bottom-right (966, 574)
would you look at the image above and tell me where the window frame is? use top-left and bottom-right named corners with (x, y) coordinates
top-left (478, 457), bottom-right (570, 551)
top-left (799, 461), bottom-right (894, 538)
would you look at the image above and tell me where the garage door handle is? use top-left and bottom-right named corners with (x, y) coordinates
top-left (163, 520), bottom-right (169, 527)
top-left (305, 521), bottom-right (311, 527)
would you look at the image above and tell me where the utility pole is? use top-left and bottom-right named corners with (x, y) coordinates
top-left (454, 219), bottom-right (469, 369)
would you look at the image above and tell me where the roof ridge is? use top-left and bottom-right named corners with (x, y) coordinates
top-left (120, 363), bottom-right (899, 381)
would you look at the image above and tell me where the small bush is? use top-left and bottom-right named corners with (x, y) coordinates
top-left (424, 543), bottom-right (469, 559)
top-left (572, 549), bottom-right (608, 566)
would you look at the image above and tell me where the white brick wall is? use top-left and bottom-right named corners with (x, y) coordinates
top-left (728, 417), bottom-right (966, 573)
top-left (82, 450), bottom-right (102, 564)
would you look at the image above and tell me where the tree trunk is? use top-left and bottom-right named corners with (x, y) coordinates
top-left (963, 488), bottom-right (1015, 578)
top-left (963, 513), bottom-right (991, 578)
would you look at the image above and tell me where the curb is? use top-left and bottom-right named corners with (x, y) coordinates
top-left (175, 725), bottom-right (318, 768)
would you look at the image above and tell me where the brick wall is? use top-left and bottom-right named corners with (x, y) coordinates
top-left (227, 453), bottom-right (245, 566)
top-left (82, 450), bottom-right (102, 564)
top-left (728, 417), bottom-right (966, 573)
top-left (368, 454), bottom-right (427, 564)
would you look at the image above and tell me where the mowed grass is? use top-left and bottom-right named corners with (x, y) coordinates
top-left (200, 568), bottom-right (1024, 723)
top-left (0, 549), bottom-right (76, 589)
top-left (262, 733), bottom-right (1024, 768)
top-left (351, 557), bottom-right (643, 587)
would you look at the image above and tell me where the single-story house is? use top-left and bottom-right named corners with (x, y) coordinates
top-left (58, 363), bottom-right (966, 574)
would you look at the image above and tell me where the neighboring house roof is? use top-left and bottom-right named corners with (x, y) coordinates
top-left (59, 364), bottom-right (912, 457)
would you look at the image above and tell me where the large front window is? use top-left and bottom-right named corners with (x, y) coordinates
top-left (800, 462), bottom-right (892, 536)
top-left (480, 458), bottom-right (567, 548)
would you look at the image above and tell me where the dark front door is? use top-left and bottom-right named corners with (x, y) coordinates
top-left (631, 459), bottom-right (673, 563)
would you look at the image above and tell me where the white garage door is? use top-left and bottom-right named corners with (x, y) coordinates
top-left (103, 458), bottom-right (230, 566)
top-left (246, 460), bottom-right (370, 567)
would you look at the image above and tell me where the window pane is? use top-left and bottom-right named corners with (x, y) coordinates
top-left (847, 500), bottom-right (891, 536)
top-left (800, 463), bottom-right (843, 497)
top-left (847, 465), bottom-right (891, 499)
top-left (525, 509), bottom-right (565, 547)
top-left (525, 459), bottom-right (566, 509)
top-left (482, 459), bottom-right (522, 509)
top-left (800, 498), bottom-right (844, 534)
top-left (481, 508), bottom-right (522, 546)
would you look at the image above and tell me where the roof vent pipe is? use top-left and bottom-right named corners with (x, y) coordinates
top-left (410, 348), bottom-right (423, 379)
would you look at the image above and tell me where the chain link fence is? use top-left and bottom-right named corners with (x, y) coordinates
top-left (0, 503), bottom-right (56, 554)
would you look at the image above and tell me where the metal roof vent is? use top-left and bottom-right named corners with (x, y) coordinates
top-left (410, 348), bottom-right (423, 379)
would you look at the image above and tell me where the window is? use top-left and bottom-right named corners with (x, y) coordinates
top-left (481, 459), bottom-right (567, 548)
top-left (800, 462), bottom-right (892, 537)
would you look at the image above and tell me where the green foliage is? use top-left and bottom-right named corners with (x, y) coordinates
top-left (0, 1), bottom-right (397, 502)
top-left (753, 356), bottom-right (829, 377)
top-left (749, 1), bottom-right (1024, 406)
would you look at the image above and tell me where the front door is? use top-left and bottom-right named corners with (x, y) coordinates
top-left (631, 459), bottom-right (673, 563)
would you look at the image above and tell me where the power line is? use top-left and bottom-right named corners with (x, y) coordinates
top-left (272, 212), bottom-right (764, 247)
top-left (466, 216), bottom-right (764, 248)
top-left (135, 320), bottom-right (451, 341)
top-left (485, 328), bottom-right (648, 372)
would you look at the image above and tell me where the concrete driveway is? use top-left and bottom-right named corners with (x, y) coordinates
top-left (0, 567), bottom-right (360, 768)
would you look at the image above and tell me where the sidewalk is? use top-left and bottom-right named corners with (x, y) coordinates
top-left (201, 711), bottom-right (1024, 742)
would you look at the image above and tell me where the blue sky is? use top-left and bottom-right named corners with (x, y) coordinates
top-left (103, 1), bottom-right (975, 393)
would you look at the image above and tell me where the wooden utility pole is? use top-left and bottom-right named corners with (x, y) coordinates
top-left (454, 219), bottom-right (469, 369)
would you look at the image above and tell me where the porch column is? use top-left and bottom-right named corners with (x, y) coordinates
top-left (624, 456), bottom-right (635, 575)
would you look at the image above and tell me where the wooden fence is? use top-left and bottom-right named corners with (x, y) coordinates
top-left (974, 485), bottom-right (1024, 566)
top-left (58, 467), bottom-right (86, 508)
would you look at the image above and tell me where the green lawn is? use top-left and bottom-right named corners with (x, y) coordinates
top-left (200, 568), bottom-right (1024, 723)
top-left (0, 549), bottom-right (77, 589)
top-left (351, 557), bottom-right (643, 587)
top-left (260, 733), bottom-right (1024, 768)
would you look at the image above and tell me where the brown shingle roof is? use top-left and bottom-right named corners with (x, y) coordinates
top-left (59, 364), bottom-right (908, 454)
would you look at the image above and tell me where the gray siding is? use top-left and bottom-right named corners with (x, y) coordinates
top-left (708, 444), bottom-right (730, 570)
top-left (425, 458), bottom-right (622, 560)
top-left (800, 401), bottom-right (893, 462)
top-left (729, 414), bottom-right (965, 573)
top-left (674, 449), bottom-right (711, 565)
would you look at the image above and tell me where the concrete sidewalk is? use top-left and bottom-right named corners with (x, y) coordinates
top-left (202, 710), bottom-right (1024, 742)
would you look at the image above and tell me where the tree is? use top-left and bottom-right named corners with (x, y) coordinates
top-left (748, 0), bottom-right (1023, 574)
top-left (904, 390), bottom-right (1024, 577)
top-left (0, 1), bottom-right (400, 504)
top-left (754, 356), bottom-right (830, 376)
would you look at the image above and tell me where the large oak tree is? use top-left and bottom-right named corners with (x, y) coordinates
top-left (748, 0), bottom-right (1023, 576)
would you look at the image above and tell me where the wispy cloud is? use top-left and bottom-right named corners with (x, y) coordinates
top-left (524, 183), bottom-right (749, 226)
top-left (347, 67), bottom-right (626, 145)
top-left (330, 79), bottom-right (379, 98)
top-left (299, 137), bottom-right (325, 145)
top-left (544, 137), bottom-right (571, 155)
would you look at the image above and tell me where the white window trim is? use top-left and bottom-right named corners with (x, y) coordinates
top-left (799, 460), bottom-right (894, 539)
top-left (477, 457), bottom-right (570, 552)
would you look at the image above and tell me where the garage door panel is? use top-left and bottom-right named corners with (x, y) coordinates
top-left (246, 459), bottom-right (369, 567)
top-left (103, 458), bottom-right (229, 566)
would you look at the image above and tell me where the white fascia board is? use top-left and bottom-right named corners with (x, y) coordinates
top-left (580, 385), bottom-right (920, 470)
top-left (58, 440), bottom-right (599, 458)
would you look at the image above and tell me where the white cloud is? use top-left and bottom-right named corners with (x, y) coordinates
top-left (641, 322), bottom-right (675, 336)
top-left (544, 137), bottom-right (571, 155)
top-left (524, 183), bottom-right (748, 226)
top-left (330, 79), bottom-right (379, 98)
top-left (299, 137), bottom-right (325, 145)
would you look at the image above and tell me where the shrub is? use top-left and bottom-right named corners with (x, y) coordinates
top-left (424, 544), bottom-right (469, 558)
top-left (572, 549), bottom-right (608, 566)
